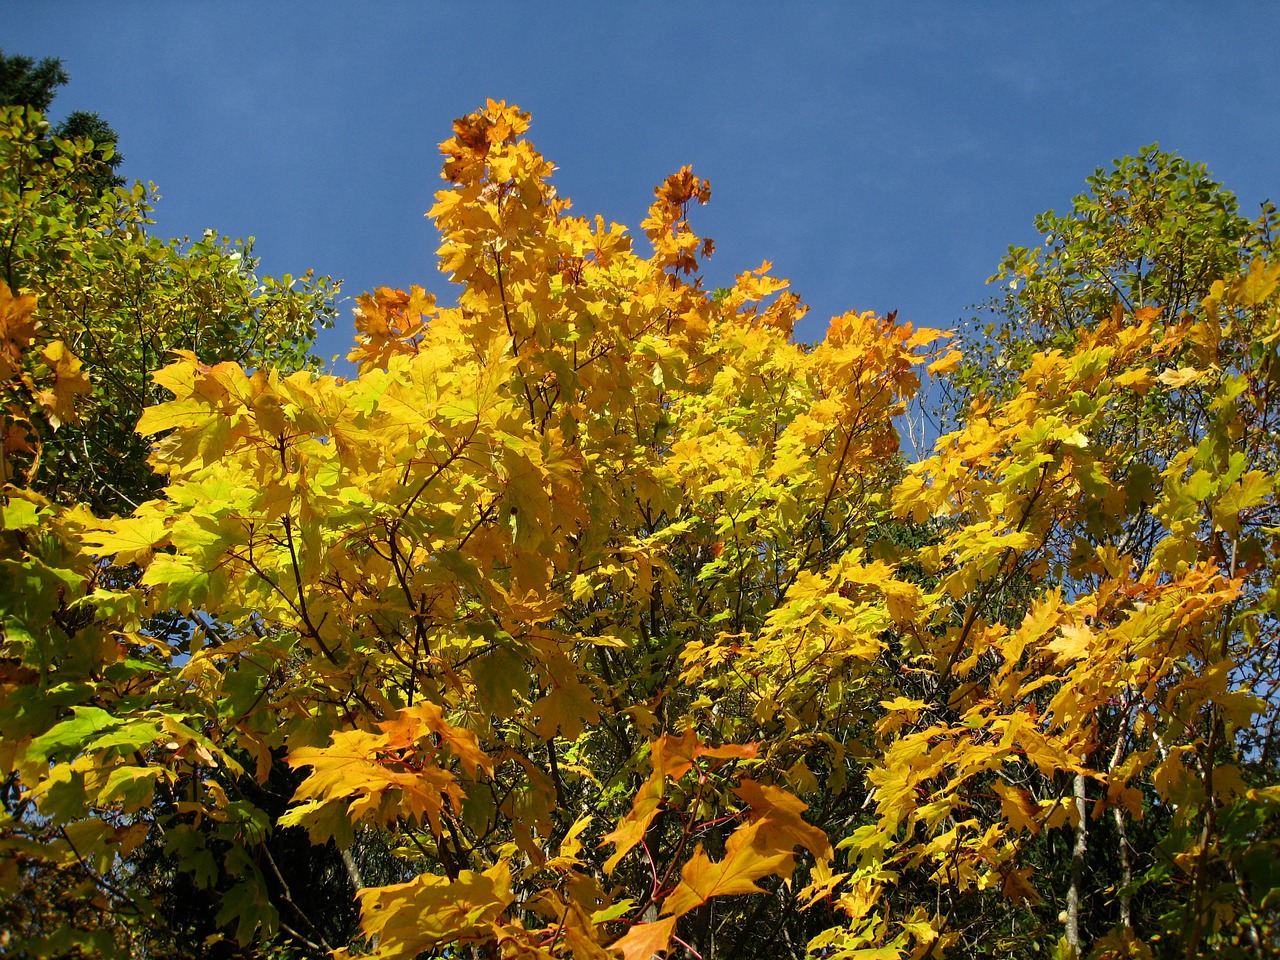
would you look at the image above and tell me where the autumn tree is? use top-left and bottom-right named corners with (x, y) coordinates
top-left (916, 146), bottom-right (1280, 957)
top-left (0, 48), bottom-right (124, 193)
top-left (0, 92), bottom-right (342, 955)
top-left (1, 102), bottom-right (1278, 960)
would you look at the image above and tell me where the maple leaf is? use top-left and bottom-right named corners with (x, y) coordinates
top-left (611, 917), bottom-right (677, 960)
top-left (1157, 366), bottom-right (1204, 388)
top-left (734, 778), bottom-right (833, 861)
top-left (661, 821), bottom-right (791, 918)
top-left (34, 340), bottom-right (91, 428)
top-left (532, 675), bottom-right (601, 740)
top-left (603, 734), bottom-right (758, 874)
top-left (927, 348), bottom-right (963, 377)
top-left (1047, 622), bottom-right (1093, 662)
top-left (381, 702), bottom-right (493, 777)
top-left (602, 768), bottom-right (664, 875)
top-left (1236, 256), bottom-right (1280, 306)
top-left (658, 730), bottom-right (757, 780)
top-left (0, 282), bottom-right (38, 381)
top-left (1212, 470), bottom-right (1272, 534)
top-left (286, 724), bottom-right (463, 837)
top-left (544, 814), bottom-right (593, 872)
top-left (992, 780), bottom-right (1043, 835)
top-left (80, 513), bottom-right (169, 566)
top-left (1114, 367), bottom-right (1155, 393)
top-left (356, 863), bottom-right (513, 959)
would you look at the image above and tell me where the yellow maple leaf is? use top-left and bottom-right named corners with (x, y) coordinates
top-left (992, 780), bottom-right (1042, 834)
top-left (927, 348), bottom-right (963, 377)
top-left (356, 862), bottom-right (512, 958)
top-left (81, 514), bottom-right (169, 566)
top-left (1113, 367), bottom-right (1155, 393)
top-left (661, 821), bottom-right (791, 917)
top-left (1157, 366), bottom-right (1204, 388)
top-left (1047, 622), bottom-right (1093, 662)
top-left (0, 282), bottom-right (38, 381)
top-left (1236, 257), bottom-right (1280, 307)
top-left (35, 340), bottom-right (91, 428)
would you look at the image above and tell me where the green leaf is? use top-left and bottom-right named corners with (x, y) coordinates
top-left (0, 498), bottom-right (40, 530)
top-left (27, 706), bottom-right (121, 762)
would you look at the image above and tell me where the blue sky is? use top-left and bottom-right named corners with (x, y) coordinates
top-left (8, 2), bottom-right (1280, 366)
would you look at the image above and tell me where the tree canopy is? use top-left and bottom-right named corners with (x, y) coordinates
top-left (0, 49), bottom-right (70, 114)
top-left (0, 48), bottom-right (124, 193)
top-left (1, 100), bottom-right (1278, 960)
top-left (0, 60), bottom-right (340, 955)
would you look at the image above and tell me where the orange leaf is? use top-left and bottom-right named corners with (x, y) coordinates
top-left (927, 348), bottom-right (963, 376)
top-left (602, 769), bottom-right (663, 875)
top-left (697, 742), bottom-right (759, 764)
top-left (657, 731), bottom-right (756, 779)
top-left (661, 822), bottom-right (790, 918)
top-left (654, 730), bottom-right (701, 779)
top-left (385, 702), bottom-right (493, 778)
top-left (611, 917), bottom-right (677, 960)
top-left (734, 779), bottom-right (833, 860)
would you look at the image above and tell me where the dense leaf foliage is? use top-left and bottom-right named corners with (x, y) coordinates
top-left (0, 96), bottom-right (341, 957)
top-left (1, 102), bottom-right (1278, 959)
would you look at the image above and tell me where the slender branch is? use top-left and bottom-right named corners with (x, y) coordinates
top-left (279, 922), bottom-right (326, 955)
top-left (261, 844), bottom-right (334, 952)
top-left (340, 846), bottom-right (365, 891)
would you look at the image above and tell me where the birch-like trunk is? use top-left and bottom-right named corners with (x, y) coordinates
top-left (1066, 771), bottom-right (1088, 956)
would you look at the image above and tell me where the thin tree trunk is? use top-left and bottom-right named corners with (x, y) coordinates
top-left (1066, 772), bottom-right (1088, 956)
top-left (1110, 805), bottom-right (1131, 929)
top-left (341, 846), bottom-right (364, 891)
top-left (1106, 714), bottom-right (1132, 930)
